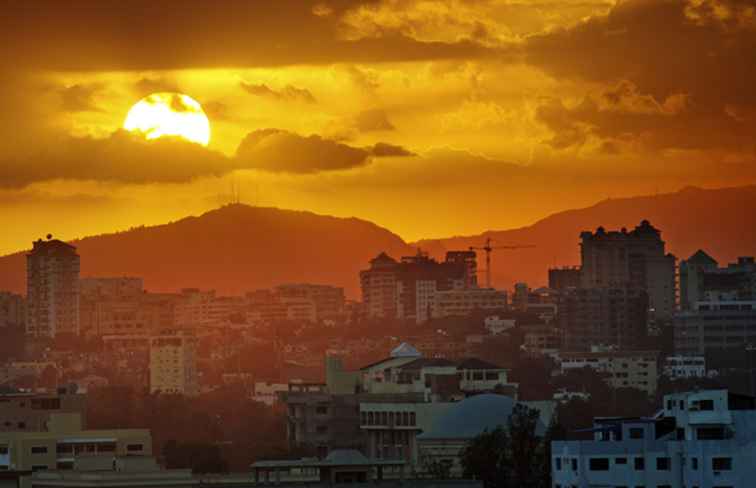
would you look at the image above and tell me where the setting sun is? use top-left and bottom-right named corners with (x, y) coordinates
top-left (123, 92), bottom-right (210, 146)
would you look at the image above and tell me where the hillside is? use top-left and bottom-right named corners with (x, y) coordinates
top-left (1, 186), bottom-right (755, 297)
top-left (0, 204), bottom-right (414, 297)
top-left (415, 185), bottom-right (756, 289)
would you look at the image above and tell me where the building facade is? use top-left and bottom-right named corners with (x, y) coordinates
top-left (0, 292), bottom-right (25, 329)
top-left (580, 220), bottom-right (676, 320)
top-left (673, 301), bottom-right (756, 356)
top-left (26, 238), bottom-right (80, 338)
top-left (149, 332), bottom-right (199, 396)
top-left (680, 251), bottom-right (756, 310)
top-left (559, 349), bottom-right (659, 395)
top-left (552, 389), bottom-right (756, 488)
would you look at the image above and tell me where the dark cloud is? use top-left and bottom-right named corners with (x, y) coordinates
top-left (169, 94), bottom-right (195, 113)
top-left (354, 109), bottom-right (395, 131)
top-left (58, 84), bottom-right (102, 112)
top-left (0, 1), bottom-right (493, 70)
top-left (0, 130), bottom-right (230, 188)
top-left (203, 101), bottom-right (232, 121)
top-left (368, 142), bottom-right (415, 157)
top-left (235, 129), bottom-right (371, 173)
top-left (526, 0), bottom-right (756, 154)
top-left (133, 77), bottom-right (180, 97)
top-left (240, 82), bottom-right (316, 103)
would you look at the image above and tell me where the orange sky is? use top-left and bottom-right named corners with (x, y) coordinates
top-left (1, 0), bottom-right (755, 255)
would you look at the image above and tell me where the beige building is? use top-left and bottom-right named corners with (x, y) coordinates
top-left (559, 348), bottom-right (659, 395)
top-left (26, 238), bottom-right (80, 338)
top-left (149, 332), bottom-right (199, 396)
top-left (30, 457), bottom-right (195, 488)
top-left (0, 391), bottom-right (86, 433)
top-left (433, 288), bottom-right (507, 318)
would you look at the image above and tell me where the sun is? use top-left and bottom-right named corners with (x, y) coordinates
top-left (123, 92), bottom-right (211, 146)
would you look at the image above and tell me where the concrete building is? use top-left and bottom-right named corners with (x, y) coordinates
top-left (557, 286), bottom-right (649, 352)
top-left (275, 284), bottom-right (346, 319)
top-left (174, 289), bottom-right (245, 327)
top-left (0, 390), bottom-right (86, 433)
top-left (673, 301), bottom-right (756, 356)
top-left (580, 220), bottom-right (676, 320)
top-left (552, 389), bottom-right (756, 488)
top-left (0, 292), bottom-right (25, 329)
top-left (680, 251), bottom-right (756, 310)
top-left (149, 331), bottom-right (199, 396)
top-left (663, 355), bottom-right (707, 379)
top-left (559, 348), bottom-right (659, 395)
top-left (359, 251), bottom-right (477, 323)
top-left (30, 456), bottom-right (195, 488)
top-left (548, 266), bottom-right (581, 290)
top-left (79, 278), bottom-right (143, 301)
top-left (26, 238), bottom-right (80, 338)
top-left (433, 288), bottom-right (507, 319)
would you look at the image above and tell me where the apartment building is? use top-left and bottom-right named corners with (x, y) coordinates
top-left (552, 389), bottom-right (756, 488)
top-left (149, 331), bottom-right (199, 396)
top-left (0, 292), bottom-right (25, 329)
top-left (559, 348), bottom-right (659, 395)
top-left (673, 301), bottom-right (756, 356)
top-left (680, 251), bottom-right (756, 310)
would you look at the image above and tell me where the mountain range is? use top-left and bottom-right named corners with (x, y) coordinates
top-left (0, 185), bottom-right (754, 297)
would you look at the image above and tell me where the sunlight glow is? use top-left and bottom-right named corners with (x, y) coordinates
top-left (124, 92), bottom-right (210, 146)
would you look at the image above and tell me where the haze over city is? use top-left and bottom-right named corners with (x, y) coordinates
top-left (1, 1), bottom-right (756, 488)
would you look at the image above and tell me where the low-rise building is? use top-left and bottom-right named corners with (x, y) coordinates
top-left (663, 355), bottom-right (707, 379)
top-left (559, 349), bottom-right (659, 395)
top-left (433, 288), bottom-right (507, 319)
top-left (674, 301), bottom-right (756, 355)
top-left (552, 389), bottom-right (756, 488)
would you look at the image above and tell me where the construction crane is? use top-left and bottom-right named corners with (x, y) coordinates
top-left (469, 237), bottom-right (535, 288)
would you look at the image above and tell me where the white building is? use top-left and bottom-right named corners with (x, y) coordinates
top-left (553, 389), bottom-right (756, 488)
top-left (149, 331), bottom-right (199, 396)
top-left (26, 237), bottom-right (80, 338)
top-left (663, 355), bottom-right (707, 379)
top-left (559, 349), bottom-right (659, 395)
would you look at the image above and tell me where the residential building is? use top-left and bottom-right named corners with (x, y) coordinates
top-left (433, 288), bottom-right (507, 319)
top-left (149, 331), bottom-right (199, 396)
top-left (680, 251), bottom-right (756, 310)
top-left (548, 266), bottom-right (581, 290)
top-left (580, 220), bottom-right (676, 320)
top-left (0, 389), bottom-right (86, 433)
top-left (559, 348), bottom-right (659, 395)
top-left (552, 389), bottom-right (756, 488)
top-left (673, 301), bottom-right (756, 355)
top-left (26, 238), bottom-right (80, 338)
top-left (359, 253), bottom-right (399, 320)
top-left (275, 284), bottom-right (346, 319)
top-left (557, 286), bottom-right (649, 352)
top-left (0, 292), bottom-right (25, 329)
top-left (663, 355), bottom-right (707, 379)
top-left (174, 289), bottom-right (245, 327)
top-left (521, 321), bottom-right (562, 355)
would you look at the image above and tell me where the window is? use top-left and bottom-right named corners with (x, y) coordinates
top-left (31, 465), bottom-right (48, 472)
top-left (126, 444), bottom-right (143, 452)
top-left (697, 426), bottom-right (726, 440)
top-left (98, 443), bottom-right (116, 453)
top-left (56, 461), bottom-right (74, 470)
top-left (572, 459), bottom-right (578, 471)
top-left (712, 457), bottom-right (732, 471)
top-left (31, 446), bottom-right (47, 454)
top-left (556, 458), bottom-right (562, 470)
top-left (699, 399), bottom-right (714, 411)
top-left (616, 457), bottom-right (627, 465)
top-left (485, 372), bottom-right (498, 380)
top-left (316, 425), bottom-right (328, 435)
top-left (634, 457), bottom-right (645, 470)
top-left (691, 457), bottom-right (698, 470)
top-left (0, 447), bottom-right (8, 455)
top-left (589, 458), bottom-right (609, 471)
top-left (629, 427), bottom-right (644, 439)
top-left (315, 405), bottom-right (328, 415)
top-left (410, 412), bottom-right (416, 426)
top-left (656, 457), bottom-right (671, 470)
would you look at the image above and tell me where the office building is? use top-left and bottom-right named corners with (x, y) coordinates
top-left (0, 292), bottom-right (25, 329)
top-left (26, 238), bottom-right (80, 338)
top-left (580, 220), bottom-right (676, 320)
top-left (558, 286), bottom-right (649, 351)
top-left (552, 389), bottom-right (756, 488)
top-left (149, 331), bottom-right (199, 396)
top-left (680, 251), bottom-right (756, 310)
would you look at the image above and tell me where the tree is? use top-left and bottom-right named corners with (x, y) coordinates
top-left (508, 404), bottom-right (545, 488)
top-left (460, 426), bottom-right (511, 488)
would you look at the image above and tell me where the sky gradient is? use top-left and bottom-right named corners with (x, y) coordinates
top-left (2, 0), bottom-right (755, 254)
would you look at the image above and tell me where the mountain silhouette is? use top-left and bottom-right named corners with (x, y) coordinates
top-left (1, 186), bottom-right (754, 298)
top-left (415, 185), bottom-right (756, 290)
top-left (0, 204), bottom-right (414, 297)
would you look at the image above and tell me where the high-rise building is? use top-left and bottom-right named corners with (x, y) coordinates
top-left (580, 220), bottom-right (676, 320)
top-left (558, 286), bottom-right (649, 351)
top-left (149, 331), bottom-right (199, 396)
top-left (673, 301), bottom-right (756, 356)
top-left (26, 237), bottom-right (80, 338)
top-left (0, 292), bottom-right (25, 329)
top-left (680, 251), bottom-right (756, 310)
top-left (359, 253), bottom-right (399, 319)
